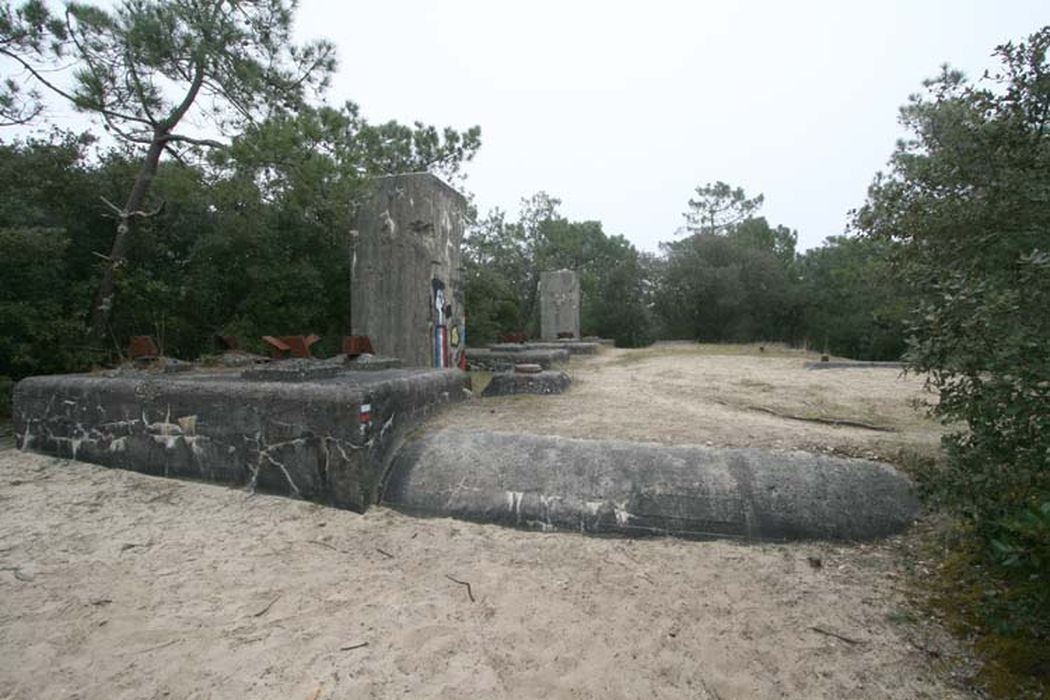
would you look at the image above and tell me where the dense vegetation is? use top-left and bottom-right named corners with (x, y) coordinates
top-left (856, 28), bottom-right (1050, 692)
top-left (463, 184), bottom-right (909, 355)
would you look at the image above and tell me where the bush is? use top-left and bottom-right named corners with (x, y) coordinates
top-left (0, 376), bottom-right (12, 420)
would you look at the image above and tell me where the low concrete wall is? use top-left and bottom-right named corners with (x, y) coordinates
top-left (804, 361), bottom-right (904, 370)
top-left (465, 347), bottom-right (569, 371)
top-left (489, 342), bottom-right (600, 355)
top-left (14, 368), bottom-right (468, 512)
top-left (384, 430), bottom-right (920, 541)
top-left (481, 371), bottom-right (572, 397)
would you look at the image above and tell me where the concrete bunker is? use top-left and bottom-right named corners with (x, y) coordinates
top-left (11, 169), bottom-right (919, 542)
top-left (384, 430), bottom-right (920, 541)
top-left (350, 172), bottom-right (467, 369)
top-left (14, 172), bottom-right (475, 512)
top-left (14, 367), bottom-right (469, 512)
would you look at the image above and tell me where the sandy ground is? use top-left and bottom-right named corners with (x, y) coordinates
top-left (441, 343), bottom-right (944, 461)
top-left (0, 345), bottom-right (971, 699)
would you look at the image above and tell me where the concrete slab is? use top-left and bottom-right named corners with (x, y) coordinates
top-left (804, 361), bottom-right (905, 370)
top-left (489, 342), bottom-right (601, 355)
top-left (14, 367), bottom-right (468, 512)
top-left (481, 371), bottom-right (572, 397)
top-left (465, 347), bottom-right (569, 371)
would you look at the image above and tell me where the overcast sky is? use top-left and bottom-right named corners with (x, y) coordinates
top-left (293, 0), bottom-right (1047, 251)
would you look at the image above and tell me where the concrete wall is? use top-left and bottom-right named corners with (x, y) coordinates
top-left (539, 270), bottom-right (580, 340)
top-left (351, 173), bottom-right (467, 368)
top-left (14, 369), bottom-right (468, 512)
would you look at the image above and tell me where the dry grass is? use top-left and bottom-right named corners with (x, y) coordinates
top-left (447, 342), bottom-right (942, 466)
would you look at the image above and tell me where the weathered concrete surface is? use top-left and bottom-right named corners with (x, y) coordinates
top-left (351, 173), bottom-right (467, 368)
top-left (805, 361), bottom-right (905, 370)
top-left (489, 341), bottom-right (600, 355)
top-left (481, 371), bottom-right (572, 397)
top-left (465, 347), bottom-right (569, 371)
top-left (384, 430), bottom-right (920, 542)
top-left (14, 368), bottom-right (468, 512)
top-left (539, 270), bottom-right (580, 340)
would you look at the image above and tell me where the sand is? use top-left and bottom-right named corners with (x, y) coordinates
top-left (0, 344), bottom-right (971, 699)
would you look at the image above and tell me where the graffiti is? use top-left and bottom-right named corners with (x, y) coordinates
top-left (432, 278), bottom-right (449, 368)
top-left (432, 277), bottom-right (465, 370)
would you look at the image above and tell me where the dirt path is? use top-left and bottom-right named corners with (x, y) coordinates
top-left (0, 345), bottom-right (970, 699)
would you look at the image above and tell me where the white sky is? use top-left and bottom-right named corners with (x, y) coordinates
top-left (293, 0), bottom-right (1047, 251)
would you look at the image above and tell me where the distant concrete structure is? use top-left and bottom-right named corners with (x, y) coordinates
top-left (350, 173), bottom-right (467, 368)
top-left (539, 269), bottom-right (580, 340)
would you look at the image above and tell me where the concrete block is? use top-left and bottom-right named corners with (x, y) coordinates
top-left (14, 368), bottom-right (468, 512)
top-left (350, 173), bottom-right (467, 368)
top-left (489, 341), bottom-right (600, 355)
top-left (465, 347), bottom-right (569, 371)
top-left (481, 371), bottom-right (572, 397)
top-left (539, 270), bottom-right (580, 341)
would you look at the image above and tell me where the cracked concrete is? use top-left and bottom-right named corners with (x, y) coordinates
top-left (13, 368), bottom-right (468, 512)
top-left (383, 430), bottom-right (921, 541)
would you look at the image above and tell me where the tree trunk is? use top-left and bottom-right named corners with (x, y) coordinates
top-left (87, 134), bottom-right (166, 343)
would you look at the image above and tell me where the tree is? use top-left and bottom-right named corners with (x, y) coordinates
top-left (1, 0), bottom-right (336, 342)
top-left (655, 233), bottom-right (794, 342)
top-left (0, 132), bottom-right (107, 376)
top-left (463, 192), bottom-right (562, 337)
top-left (855, 28), bottom-right (1050, 536)
top-left (729, 216), bottom-right (797, 266)
top-left (683, 181), bottom-right (764, 235)
top-left (463, 193), bottom-right (654, 344)
top-left (0, 1), bottom-right (65, 125)
top-left (796, 235), bottom-right (908, 360)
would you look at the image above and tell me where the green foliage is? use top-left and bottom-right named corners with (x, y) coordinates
top-left (0, 227), bottom-right (90, 377)
top-left (0, 375), bottom-right (12, 419)
top-left (796, 235), bottom-right (908, 360)
top-left (856, 26), bottom-right (1050, 527)
top-left (9, 0), bottom-right (337, 139)
top-left (655, 232), bottom-right (796, 343)
top-left (857, 27), bottom-right (1050, 688)
top-left (463, 193), bottom-right (653, 344)
top-left (2, 0), bottom-right (339, 342)
top-left (463, 266), bottom-right (521, 346)
top-left (656, 183), bottom-right (810, 345)
top-left (0, 104), bottom-right (481, 372)
top-left (593, 254), bottom-right (655, 347)
top-left (0, 134), bottom-right (102, 376)
top-left (684, 181), bottom-right (764, 235)
top-left (656, 182), bottom-right (911, 356)
top-left (991, 501), bottom-right (1050, 574)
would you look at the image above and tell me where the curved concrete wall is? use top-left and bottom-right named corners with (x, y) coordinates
top-left (384, 430), bottom-right (920, 541)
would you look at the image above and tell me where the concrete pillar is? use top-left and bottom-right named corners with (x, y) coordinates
top-left (350, 173), bottom-right (467, 368)
top-left (539, 269), bottom-right (580, 340)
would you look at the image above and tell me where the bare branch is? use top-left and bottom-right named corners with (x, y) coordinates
top-left (99, 195), bottom-right (163, 219)
top-left (159, 60), bottom-right (206, 131)
top-left (99, 195), bottom-right (122, 215)
top-left (162, 132), bottom-right (226, 149)
top-left (124, 50), bottom-right (159, 127)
